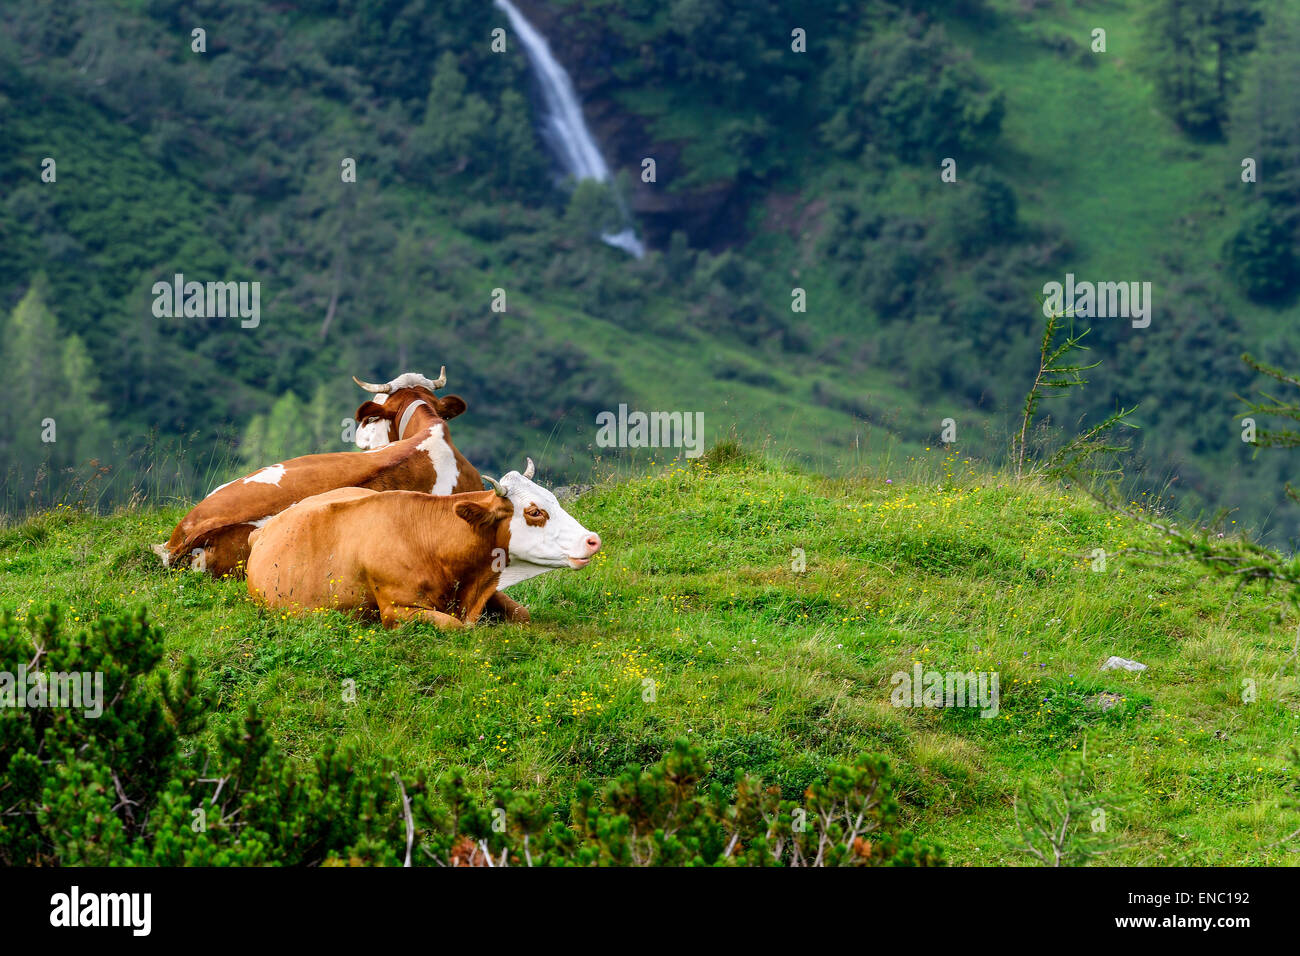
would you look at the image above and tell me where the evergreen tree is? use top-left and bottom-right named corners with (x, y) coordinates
top-left (1241, 2), bottom-right (1300, 216)
top-left (1145, 0), bottom-right (1260, 137)
top-left (1145, 0), bottom-right (1217, 135)
top-left (1207, 0), bottom-right (1263, 106)
top-left (240, 391), bottom-right (308, 469)
top-left (565, 180), bottom-right (624, 240)
top-left (0, 280), bottom-right (61, 474)
top-left (409, 52), bottom-right (494, 180)
top-left (55, 333), bottom-right (111, 472)
top-left (1223, 3), bottom-right (1300, 299)
top-left (1224, 206), bottom-right (1300, 301)
top-left (0, 279), bottom-right (111, 500)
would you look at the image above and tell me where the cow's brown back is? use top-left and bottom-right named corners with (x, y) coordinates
top-left (246, 488), bottom-right (510, 628)
top-left (163, 419), bottom-right (482, 578)
top-left (246, 488), bottom-right (381, 613)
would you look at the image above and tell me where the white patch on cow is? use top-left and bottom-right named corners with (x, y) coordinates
top-left (355, 420), bottom-right (392, 450)
top-left (493, 468), bottom-right (600, 590)
top-left (207, 478), bottom-right (235, 498)
top-left (418, 425), bottom-right (459, 495)
top-left (372, 393), bottom-right (389, 405)
top-left (247, 515), bottom-right (275, 528)
top-left (497, 559), bottom-right (553, 589)
top-left (244, 464), bottom-right (286, 486)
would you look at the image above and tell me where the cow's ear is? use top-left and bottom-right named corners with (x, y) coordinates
top-left (436, 394), bottom-right (468, 421)
top-left (454, 501), bottom-right (506, 528)
top-left (354, 401), bottom-right (386, 424)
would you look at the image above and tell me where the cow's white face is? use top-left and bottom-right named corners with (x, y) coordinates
top-left (355, 420), bottom-right (392, 450)
top-left (355, 393), bottom-right (393, 450)
top-left (496, 469), bottom-right (600, 587)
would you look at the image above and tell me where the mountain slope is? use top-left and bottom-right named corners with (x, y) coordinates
top-left (1, 453), bottom-right (1294, 863)
top-left (2, 0), bottom-right (1298, 542)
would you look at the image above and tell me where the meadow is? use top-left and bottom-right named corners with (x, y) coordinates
top-left (2, 446), bottom-right (1295, 864)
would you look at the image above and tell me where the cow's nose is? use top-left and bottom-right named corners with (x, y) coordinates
top-left (585, 534), bottom-right (601, 554)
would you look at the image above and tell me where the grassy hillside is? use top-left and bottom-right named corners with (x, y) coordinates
top-left (2, 450), bottom-right (1296, 864)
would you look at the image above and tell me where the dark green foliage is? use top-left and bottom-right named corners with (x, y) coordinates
top-left (0, 606), bottom-right (939, 866)
top-left (1224, 206), bottom-right (1300, 302)
top-left (819, 16), bottom-right (1005, 162)
top-left (0, 279), bottom-right (113, 509)
top-left (566, 180), bottom-right (626, 241)
top-left (1222, 4), bottom-right (1300, 301)
top-left (944, 169), bottom-right (1019, 255)
top-left (0, 606), bottom-right (203, 865)
top-left (1143, 0), bottom-right (1261, 138)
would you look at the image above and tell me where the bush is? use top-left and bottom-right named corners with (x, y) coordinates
top-left (0, 606), bottom-right (941, 866)
top-left (821, 17), bottom-right (1005, 162)
top-left (1224, 206), bottom-right (1300, 303)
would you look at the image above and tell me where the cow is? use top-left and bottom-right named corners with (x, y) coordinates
top-left (349, 370), bottom-right (463, 451)
top-left (153, 367), bottom-right (472, 573)
top-left (245, 463), bottom-right (602, 629)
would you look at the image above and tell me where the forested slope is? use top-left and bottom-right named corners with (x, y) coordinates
top-left (2, 0), bottom-right (1298, 538)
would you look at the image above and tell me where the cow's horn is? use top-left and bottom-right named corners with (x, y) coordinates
top-left (522, 457), bottom-right (535, 480)
top-left (483, 475), bottom-right (506, 497)
top-left (353, 366), bottom-right (448, 393)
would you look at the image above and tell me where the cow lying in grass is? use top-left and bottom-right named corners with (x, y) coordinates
top-left (245, 464), bottom-right (601, 629)
top-left (154, 369), bottom-right (470, 577)
top-left (152, 370), bottom-right (534, 622)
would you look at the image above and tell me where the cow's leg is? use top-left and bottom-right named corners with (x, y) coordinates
top-left (208, 526), bottom-right (254, 579)
top-left (378, 599), bottom-right (465, 631)
top-left (483, 591), bottom-right (531, 624)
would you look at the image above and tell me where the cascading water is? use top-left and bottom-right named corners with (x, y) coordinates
top-left (493, 0), bottom-right (645, 258)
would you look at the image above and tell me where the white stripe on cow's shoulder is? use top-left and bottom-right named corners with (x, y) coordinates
top-left (207, 478), bottom-right (235, 498)
top-left (244, 464), bottom-right (286, 486)
top-left (417, 425), bottom-right (459, 495)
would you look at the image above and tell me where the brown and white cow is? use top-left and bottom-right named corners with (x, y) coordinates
top-left (154, 368), bottom-right (476, 577)
top-left (245, 465), bottom-right (602, 629)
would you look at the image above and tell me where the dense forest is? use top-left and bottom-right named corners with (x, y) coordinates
top-left (2, 0), bottom-right (1299, 537)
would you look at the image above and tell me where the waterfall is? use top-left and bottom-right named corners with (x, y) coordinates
top-left (494, 0), bottom-right (645, 258)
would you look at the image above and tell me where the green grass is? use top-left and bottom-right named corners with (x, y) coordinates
top-left (2, 451), bottom-right (1297, 865)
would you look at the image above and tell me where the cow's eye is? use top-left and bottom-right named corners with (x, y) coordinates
top-left (525, 507), bottom-right (542, 518)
